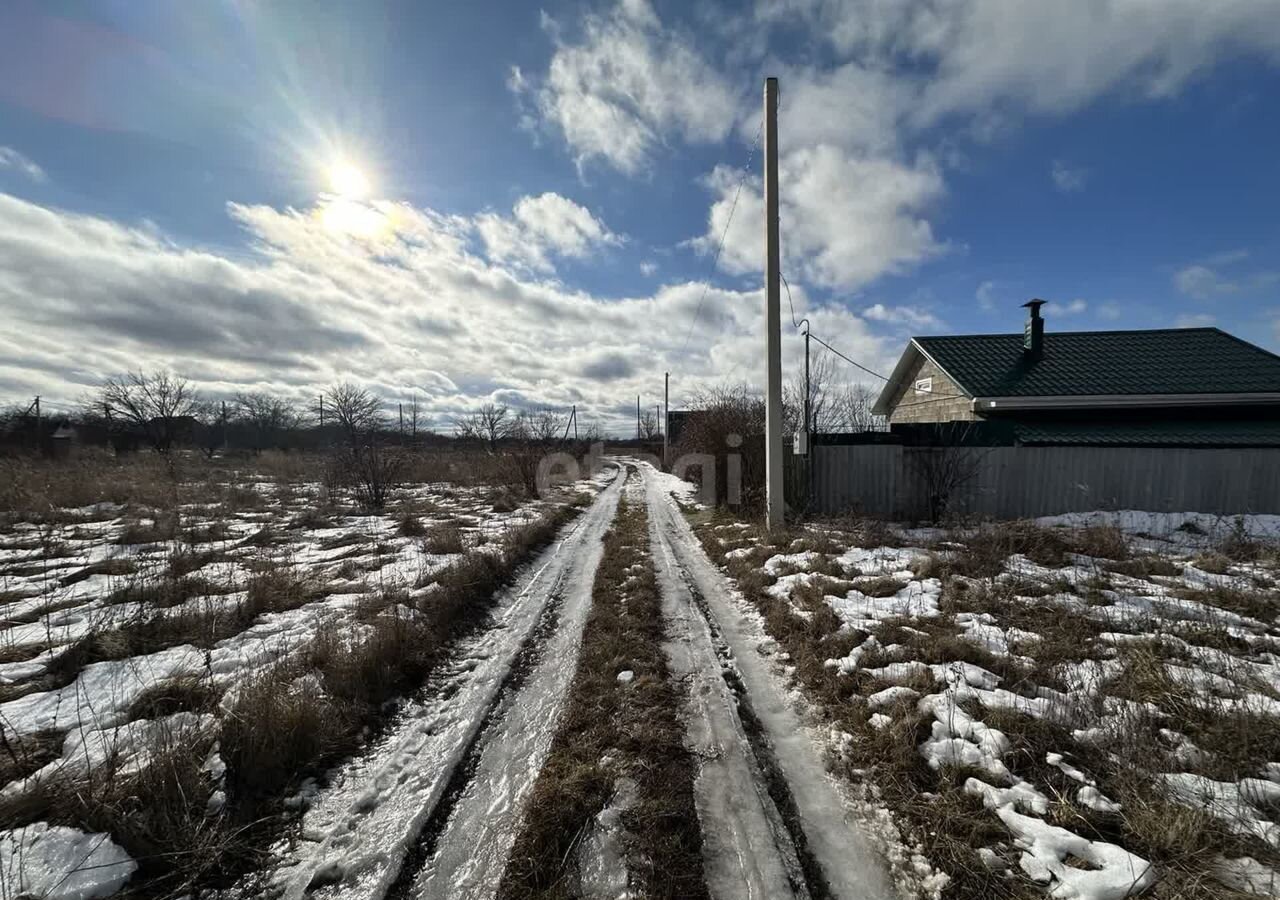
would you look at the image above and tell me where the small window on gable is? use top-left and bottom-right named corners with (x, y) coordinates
top-left (914, 377), bottom-right (932, 396)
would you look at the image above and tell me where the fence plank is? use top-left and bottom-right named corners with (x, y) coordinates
top-left (808, 444), bottom-right (1280, 518)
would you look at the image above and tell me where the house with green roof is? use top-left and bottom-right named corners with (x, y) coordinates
top-left (872, 301), bottom-right (1280, 447)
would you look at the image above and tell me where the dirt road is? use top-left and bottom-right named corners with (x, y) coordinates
top-left (271, 462), bottom-right (894, 900)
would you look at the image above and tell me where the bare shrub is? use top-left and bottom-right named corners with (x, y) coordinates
top-left (673, 383), bottom-right (766, 510)
top-left (397, 513), bottom-right (426, 537)
top-left (423, 522), bottom-right (466, 554)
top-left (907, 439), bottom-right (987, 524)
top-left (342, 444), bottom-right (405, 510)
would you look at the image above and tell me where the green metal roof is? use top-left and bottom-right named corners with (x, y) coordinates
top-left (914, 327), bottom-right (1280, 397)
top-left (1014, 419), bottom-right (1280, 447)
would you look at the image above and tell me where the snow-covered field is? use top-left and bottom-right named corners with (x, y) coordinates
top-left (698, 510), bottom-right (1280, 900)
top-left (6, 450), bottom-right (1277, 900)
top-left (0, 459), bottom-right (601, 898)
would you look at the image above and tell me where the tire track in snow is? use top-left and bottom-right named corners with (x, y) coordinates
top-left (641, 464), bottom-right (896, 900)
top-left (272, 469), bottom-right (625, 900)
top-left (401, 471), bottom-right (627, 900)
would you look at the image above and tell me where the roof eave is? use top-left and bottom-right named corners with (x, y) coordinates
top-left (972, 392), bottom-right (1280, 412)
top-left (874, 339), bottom-right (976, 415)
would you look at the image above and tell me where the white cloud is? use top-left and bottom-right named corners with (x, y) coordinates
top-left (514, 0), bottom-right (1280, 304)
top-left (639, 260), bottom-right (657, 276)
top-left (519, 0), bottom-right (738, 174)
top-left (1175, 313), bottom-right (1217, 328)
top-left (975, 280), bottom-right (997, 311)
top-left (697, 147), bottom-right (946, 291)
top-left (475, 192), bottom-right (621, 274)
top-left (1044, 298), bottom-right (1088, 316)
top-left (1096, 302), bottom-right (1122, 321)
top-left (862, 303), bottom-right (942, 330)
top-left (1173, 264), bottom-right (1233, 300)
top-left (1173, 257), bottom-right (1279, 300)
top-left (762, 1), bottom-right (1280, 124)
top-left (0, 147), bottom-right (45, 182)
top-left (0, 191), bottom-right (892, 433)
top-left (1050, 160), bottom-right (1088, 193)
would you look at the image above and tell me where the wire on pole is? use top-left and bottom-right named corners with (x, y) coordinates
top-left (679, 119), bottom-right (764, 356)
top-left (780, 272), bottom-right (889, 382)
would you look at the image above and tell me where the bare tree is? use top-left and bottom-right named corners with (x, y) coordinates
top-left (783, 352), bottom-right (841, 435)
top-left (99, 370), bottom-right (199, 454)
top-left (327, 382), bottom-right (383, 446)
top-left (319, 383), bottom-right (402, 509)
top-left (192, 400), bottom-right (227, 459)
top-left (639, 408), bottom-right (661, 441)
top-left (836, 383), bottom-right (887, 433)
top-left (234, 392), bottom-right (301, 452)
top-left (456, 402), bottom-right (512, 452)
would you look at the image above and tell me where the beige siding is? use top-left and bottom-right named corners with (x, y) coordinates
top-left (886, 355), bottom-right (975, 424)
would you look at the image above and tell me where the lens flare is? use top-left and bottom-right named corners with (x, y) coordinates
top-left (328, 160), bottom-right (370, 199)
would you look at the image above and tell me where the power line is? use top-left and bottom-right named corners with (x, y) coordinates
top-left (679, 119), bottom-right (763, 355)
top-left (780, 272), bottom-right (889, 382)
top-left (807, 333), bottom-right (889, 382)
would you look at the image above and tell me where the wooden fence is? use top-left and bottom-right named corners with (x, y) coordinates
top-left (803, 444), bottom-right (1280, 519)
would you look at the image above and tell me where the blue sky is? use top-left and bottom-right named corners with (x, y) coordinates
top-left (1, 0), bottom-right (1279, 431)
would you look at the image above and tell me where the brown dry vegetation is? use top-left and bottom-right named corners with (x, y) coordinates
top-left (0, 448), bottom-right (600, 894)
top-left (500, 487), bottom-right (707, 900)
top-left (691, 511), bottom-right (1280, 900)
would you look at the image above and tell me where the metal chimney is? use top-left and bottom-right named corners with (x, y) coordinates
top-left (1022, 299), bottom-right (1046, 360)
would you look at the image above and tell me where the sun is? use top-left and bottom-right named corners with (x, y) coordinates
top-left (327, 160), bottom-right (370, 199)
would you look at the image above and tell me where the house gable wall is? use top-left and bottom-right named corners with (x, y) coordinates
top-left (886, 353), bottom-right (975, 424)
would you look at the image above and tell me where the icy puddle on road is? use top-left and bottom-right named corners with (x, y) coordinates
top-left (269, 468), bottom-right (625, 900)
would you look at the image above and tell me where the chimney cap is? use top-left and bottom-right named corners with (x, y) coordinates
top-left (1022, 298), bottom-right (1047, 310)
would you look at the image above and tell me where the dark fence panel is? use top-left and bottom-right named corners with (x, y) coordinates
top-left (802, 444), bottom-right (1280, 519)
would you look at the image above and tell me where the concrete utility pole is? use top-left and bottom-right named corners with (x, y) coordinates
top-left (636, 395), bottom-right (641, 442)
top-left (763, 76), bottom-right (784, 530)
top-left (318, 394), bottom-right (325, 428)
top-left (664, 372), bottom-right (669, 469)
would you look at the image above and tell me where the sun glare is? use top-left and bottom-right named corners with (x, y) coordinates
top-left (328, 160), bottom-right (370, 199)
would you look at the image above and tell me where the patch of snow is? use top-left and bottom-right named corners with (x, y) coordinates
top-left (1212, 855), bottom-right (1280, 897)
top-left (0, 823), bottom-right (137, 900)
top-left (576, 778), bottom-right (637, 899)
top-left (997, 806), bottom-right (1155, 900)
top-left (1160, 773), bottom-right (1279, 847)
top-left (1076, 785), bottom-right (1122, 814)
top-left (867, 685), bottom-right (919, 709)
top-left (0, 644), bottom-right (205, 739)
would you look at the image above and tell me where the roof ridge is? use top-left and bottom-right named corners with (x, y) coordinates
top-left (915, 326), bottom-right (1222, 340)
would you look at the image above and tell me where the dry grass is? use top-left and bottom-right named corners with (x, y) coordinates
top-left (694, 509), bottom-right (1280, 899)
top-left (0, 713), bottom-right (234, 895)
top-left (500, 489), bottom-right (707, 900)
top-left (216, 498), bottom-right (587, 844)
top-left (423, 522), bottom-right (467, 554)
top-left (397, 513), bottom-right (427, 537)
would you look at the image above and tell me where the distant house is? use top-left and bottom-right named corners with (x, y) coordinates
top-left (872, 301), bottom-right (1280, 447)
